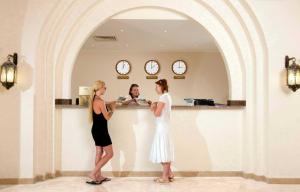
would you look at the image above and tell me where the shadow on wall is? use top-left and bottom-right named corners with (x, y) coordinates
top-left (132, 110), bottom-right (157, 171)
top-left (108, 109), bottom-right (211, 174)
top-left (16, 57), bottom-right (33, 91)
top-left (0, 55), bottom-right (5, 92)
top-left (171, 110), bottom-right (211, 173)
top-left (109, 109), bottom-right (137, 176)
top-left (109, 109), bottom-right (157, 175)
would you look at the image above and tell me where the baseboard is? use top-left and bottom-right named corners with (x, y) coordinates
top-left (0, 178), bottom-right (34, 185)
top-left (0, 172), bottom-right (56, 184)
top-left (1, 171), bottom-right (300, 185)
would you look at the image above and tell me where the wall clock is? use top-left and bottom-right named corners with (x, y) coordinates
top-left (145, 60), bottom-right (160, 75)
top-left (172, 60), bottom-right (187, 79)
top-left (116, 60), bottom-right (131, 75)
top-left (172, 60), bottom-right (187, 75)
top-left (116, 60), bottom-right (131, 79)
top-left (145, 60), bottom-right (160, 79)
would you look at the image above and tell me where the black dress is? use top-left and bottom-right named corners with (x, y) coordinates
top-left (91, 106), bottom-right (112, 147)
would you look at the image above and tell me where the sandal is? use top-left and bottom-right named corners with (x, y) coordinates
top-left (97, 177), bottom-right (111, 184)
top-left (169, 175), bottom-right (175, 182)
top-left (154, 177), bottom-right (170, 183)
top-left (86, 177), bottom-right (111, 185)
top-left (100, 177), bottom-right (111, 183)
top-left (86, 180), bottom-right (101, 185)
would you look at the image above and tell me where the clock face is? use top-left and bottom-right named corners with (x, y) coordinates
top-left (116, 60), bottom-right (131, 75)
top-left (145, 60), bottom-right (160, 75)
top-left (172, 60), bottom-right (187, 75)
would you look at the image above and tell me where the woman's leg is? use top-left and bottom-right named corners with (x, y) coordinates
top-left (90, 145), bottom-right (113, 179)
top-left (95, 146), bottom-right (103, 180)
top-left (161, 162), bottom-right (171, 180)
top-left (168, 163), bottom-right (174, 178)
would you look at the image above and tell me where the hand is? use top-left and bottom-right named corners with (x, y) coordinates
top-left (108, 100), bottom-right (117, 104)
top-left (150, 102), bottom-right (157, 111)
top-left (110, 102), bottom-right (117, 111)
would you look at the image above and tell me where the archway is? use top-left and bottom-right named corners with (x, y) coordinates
top-left (31, 0), bottom-right (268, 180)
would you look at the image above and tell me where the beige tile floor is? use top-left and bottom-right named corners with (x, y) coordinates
top-left (1, 177), bottom-right (300, 192)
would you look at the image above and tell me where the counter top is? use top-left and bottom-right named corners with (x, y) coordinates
top-left (55, 104), bottom-right (245, 110)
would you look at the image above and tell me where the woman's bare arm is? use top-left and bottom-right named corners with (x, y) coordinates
top-left (105, 101), bottom-right (117, 105)
top-left (95, 99), bottom-right (113, 120)
top-left (153, 102), bottom-right (165, 117)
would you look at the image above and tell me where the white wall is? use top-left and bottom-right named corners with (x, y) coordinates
top-left (250, 0), bottom-right (300, 178)
top-left (0, 0), bottom-right (29, 178)
top-left (72, 51), bottom-right (229, 104)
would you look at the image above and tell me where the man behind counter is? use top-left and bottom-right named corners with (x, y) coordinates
top-left (121, 84), bottom-right (152, 105)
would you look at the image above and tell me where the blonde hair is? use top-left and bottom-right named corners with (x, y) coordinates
top-left (88, 80), bottom-right (105, 123)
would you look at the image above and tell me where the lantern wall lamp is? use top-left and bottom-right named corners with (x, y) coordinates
top-left (0, 53), bottom-right (18, 89)
top-left (285, 55), bottom-right (300, 92)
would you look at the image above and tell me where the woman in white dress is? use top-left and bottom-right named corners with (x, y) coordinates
top-left (150, 79), bottom-right (174, 183)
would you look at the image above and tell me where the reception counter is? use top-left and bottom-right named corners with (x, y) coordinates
top-left (55, 104), bottom-right (244, 109)
top-left (55, 104), bottom-right (245, 176)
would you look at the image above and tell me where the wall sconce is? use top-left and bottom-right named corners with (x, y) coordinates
top-left (285, 55), bottom-right (300, 92)
top-left (0, 53), bottom-right (18, 89)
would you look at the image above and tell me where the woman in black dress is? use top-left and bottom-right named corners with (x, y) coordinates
top-left (87, 80), bottom-right (116, 184)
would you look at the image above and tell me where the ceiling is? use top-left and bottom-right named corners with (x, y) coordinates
top-left (82, 19), bottom-right (219, 52)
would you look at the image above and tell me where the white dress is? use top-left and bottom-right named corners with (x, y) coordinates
top-left (150, 92), bottom-right (174, 163)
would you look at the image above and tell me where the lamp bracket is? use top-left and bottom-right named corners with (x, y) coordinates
top-left (7, 53), bottom-right (18, 65)
top-left (285, 55), bottom-right (296, 68)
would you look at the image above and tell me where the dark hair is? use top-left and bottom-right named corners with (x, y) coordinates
top-left (155, 79), bottom-right (168, 93)
top-left (129, 84), bottom-right (139, 99)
